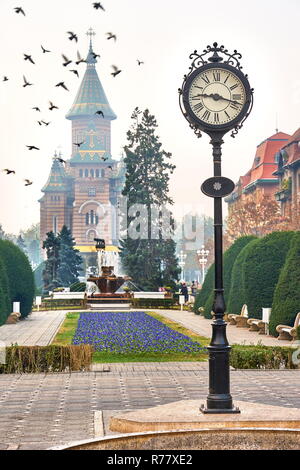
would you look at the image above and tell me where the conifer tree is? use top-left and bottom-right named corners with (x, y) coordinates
top-left (120, 108), bottom-right (180, 290)
top-left (57, 225), bottom-right (82, 286)
top-left (17, 235), bottom-right (27, 256)
top-left (42, 231), bottom-right (61, 293)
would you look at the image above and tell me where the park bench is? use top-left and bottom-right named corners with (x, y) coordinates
top-left (227, 304), bottom-right (248, 327)
top-left (247, 318), bottom-right (266, 335)
top-left (276, 312), bottom-right (300, 341)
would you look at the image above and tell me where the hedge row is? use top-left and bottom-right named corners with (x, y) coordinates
top-left (0, 240), bottom-right (35, 325)
top-left (131, 298), bottom-right (176, 309)
top-left (0, 344), bottom-right (93, 373)
top-left (230, 344), bottom-right (298, 370)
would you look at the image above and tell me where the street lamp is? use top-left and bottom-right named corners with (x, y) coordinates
top-left (197, 245), bottom-right (210, 284)
top-left (178, 250), bottom-right (187, 281)
top-left (179, 42), bottom-right (253, 414)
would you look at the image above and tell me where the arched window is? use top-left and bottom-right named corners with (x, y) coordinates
top-left (101, 169), bottom-right (105, 177)
top-left (85, 169), bottom-right (89, 177)
top-left (90, 210), bottom-right (95, 225)
top-left (85, 213), bottom-right (89, 225)
top-left (95, 215), bottom-right (99, 225)
top-left (90, 169), bottom-right (94, 178)
top-left (95, 169), bottom-right (99, 178)
top-left (79, 169), bottom-right (83, 177)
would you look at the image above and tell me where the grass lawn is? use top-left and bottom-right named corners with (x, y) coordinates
top-left (52, 311), bottom-right (209, 363)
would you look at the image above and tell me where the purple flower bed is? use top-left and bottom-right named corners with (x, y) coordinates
top-left (72, 311), bottom-right (204, 354)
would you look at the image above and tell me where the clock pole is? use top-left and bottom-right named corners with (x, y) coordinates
top-left (179, 42), bottom-right (254, 414)
top-left (200, 136), bottom-right (240, 413)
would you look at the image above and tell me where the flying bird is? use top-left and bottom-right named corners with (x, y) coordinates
top-left (24, 179), bottom-right (33, 186)
top-left (62, 54), bottom-right (72, 67)
top-left (41, 45), bottom-right (51, 54)
top-left (3, 169), bottom-right (16, 175)
top-left (74, 141), bottom-right (85, 148)
top-left (32, 106), bottom-right (40, 112)
top-left (55, 82), bottom-right (69, 91)
top-left (26, 145), bottom-right (40, 150)
top-left (76, 51), bottom-right (86, 65)
top-left (49, 101), bottom-right (58, 110)
top-left (111, 65), bottom-right (121, 77)
top-left (14, 7), bottom-right (25, 16)
top-left (101, 156), bottom-right (108, 161)
top-left (24, 54), bottom-right (35, 64)
top-left (108, 165), bottom-right (113, 170)
top-left (67, 31), bottom-right (78, 42)
top-left (70, 69), bottom-right (79, 77)
top-left (92, 52), bottom-right (100, 60)
top-left (23, 76), bottom-right (33, 87)
top-left (106, 32), bottom-right (116, 41)
top-left (3, 76), bottom-right (9, 82)
top-left (93, 2), bottom-right (105, 10)
top-left (137, 59), bottom-right (144, 66)
top-left (41, 120), bottom-right (51, 126)
top-left (57, 157), bottom-right (66, 164)
top-left (37, 121), bottom-right (43, 126)
top-left (95, 110), bottom-right (104, 118)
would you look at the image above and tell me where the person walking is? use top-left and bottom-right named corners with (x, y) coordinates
top-left (180, 282), bottom-right (189, 303)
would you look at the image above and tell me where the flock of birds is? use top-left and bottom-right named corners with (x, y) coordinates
top-left (2, 3), bottom-right (145, 187)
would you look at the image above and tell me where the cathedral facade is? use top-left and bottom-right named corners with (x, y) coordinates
top-left (39, 40), bottom-right (125, 265)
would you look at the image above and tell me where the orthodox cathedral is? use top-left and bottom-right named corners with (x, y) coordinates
top-left (39, 36), bottom-right (125, 267)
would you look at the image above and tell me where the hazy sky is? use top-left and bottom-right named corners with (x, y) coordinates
top-left (0, 0), bottom-right (299, 234)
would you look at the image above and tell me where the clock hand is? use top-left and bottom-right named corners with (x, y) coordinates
top-left (192, 93), bottom-right (242, 106)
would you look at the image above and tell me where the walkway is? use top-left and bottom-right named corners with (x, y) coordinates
top-left (0, 311), bottom-right (67, 346)
top-left (149, 310), bottom-right (294, 347)
top-left (0, 365), bottom-right (299, 450)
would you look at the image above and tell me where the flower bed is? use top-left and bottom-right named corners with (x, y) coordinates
top-left (72, 311), bottom-right (204, 354)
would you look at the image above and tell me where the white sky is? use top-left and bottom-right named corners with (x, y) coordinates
top-left (0, 0), bottom-right (299, 234)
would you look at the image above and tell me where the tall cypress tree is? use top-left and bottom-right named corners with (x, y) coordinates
top-left (120, 108), bottom-right (180, 290)
top-left (57, 225), bottom-right (82, 286)
top-left (42, 231), bottom-right (61, 293)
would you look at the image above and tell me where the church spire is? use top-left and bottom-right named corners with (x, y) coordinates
top-left (66, 28), bottom-right (117, 121)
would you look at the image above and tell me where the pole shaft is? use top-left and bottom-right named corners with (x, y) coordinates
top-left (201, 137), bottom-right (239, 413)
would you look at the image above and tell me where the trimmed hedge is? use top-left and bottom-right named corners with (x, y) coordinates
top-left (193, 262), bottom-right (214, 314)
top-left (0, 240), bottom-right (35, 319)
top-left (70, 282), bottom-right (86, 292)
top-left (203, 236), bottom-right (257, 318)
top-left (230, 344), bottom-right (298, 370)
top-left (269, 231), bottom-right (300, 336)
top-left (0, 345), bottom-right (93, 374)
top-left (131, 298), bottom-right (176, 309)
top-left (0, 257), bottom-right (10, 325)
top-left (227, 238), bottom-right (258, 315)
top-left (243, 231), bottom-right (294, 320)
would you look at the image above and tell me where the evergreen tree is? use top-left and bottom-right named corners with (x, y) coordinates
top-left (0, 257), bottom-right (11, 325)
top-left (120, 108), bottom-right (180, 290)
top-left (269, 231), bottom-right (300, 335)
top-left (42, 231), bottom-right (61, 293)
top-left (57, 225), bottom-right (82, 287)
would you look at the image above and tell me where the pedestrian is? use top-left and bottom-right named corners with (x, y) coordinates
top-left (180, 282), bottom-right (189, 303)
top-left (191, 280), bottom-right (197, 297)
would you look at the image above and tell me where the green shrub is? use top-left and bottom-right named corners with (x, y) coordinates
top-left (0, 258), bottom-right (10, 325)
top-left (297, 326), bottom-right (300, 341)
top-left (0, 240), bottom-right (35, 318)
top-left (230, 344), bottom-right (297, 369)
top-left (0, 344), bottom-right (93, 374)
top-left (132, 298), bottom-right (176, 309)
top-left (269, 231), bottom-right (300, 336)
top-left (243, 231), bottom-right (294, 320)
top-left (193, 262), bottom-right (214, 314)
top-left (203, 236), bottom-right (257, 318)
top-left (70, 281), bottom-right (86, 292)
top-left (227, 238), bottom-right (258, 314)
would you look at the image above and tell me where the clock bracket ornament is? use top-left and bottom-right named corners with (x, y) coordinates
top-left (179, 42), bottom-right (254, 140)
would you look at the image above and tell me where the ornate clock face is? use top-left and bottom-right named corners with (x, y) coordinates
top-left (187, 67), bottom-right (247, 127)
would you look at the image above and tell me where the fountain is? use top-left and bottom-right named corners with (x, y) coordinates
top-left (86, 239), bottom-right (132, 309)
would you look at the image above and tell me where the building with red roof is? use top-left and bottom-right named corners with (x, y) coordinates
top-left (273, 128), bottom-right (300, 219)
top-left (225, 131), bottom-right (291, 211)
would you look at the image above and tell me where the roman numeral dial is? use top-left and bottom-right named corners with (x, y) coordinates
top-left (188, 67), bottom-right (246, 126)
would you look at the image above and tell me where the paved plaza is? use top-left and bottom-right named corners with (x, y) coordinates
top-left (0, 308), bottom-right (298, 450)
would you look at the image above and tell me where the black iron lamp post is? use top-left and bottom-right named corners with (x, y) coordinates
top-left (179, 43), bottom-right (254, 413)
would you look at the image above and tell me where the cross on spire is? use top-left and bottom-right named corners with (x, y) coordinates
top-left (86, 27), bottom-right (96, 43)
